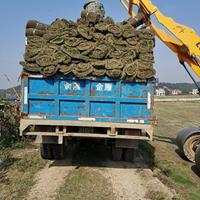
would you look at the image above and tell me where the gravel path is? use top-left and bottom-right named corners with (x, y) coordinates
top-left (27, 145), bottom-right (175, 200)
top-left (27, 159), bottom-right (74, 200)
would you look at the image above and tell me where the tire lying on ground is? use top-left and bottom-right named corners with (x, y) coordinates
top-left (182, 134), bottom-right (200, 162)
top-left (176, 126), bottom-right (200, 162)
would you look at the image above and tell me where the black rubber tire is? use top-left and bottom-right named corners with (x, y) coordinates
top-left (176, 127), bottom-right (200, 162)
top-left (176, 127), bottom-right (200, 152)
top-left (111, 146), bottom-right (123, 161)
top-left (40, 144), bottom-right (53, 160)
top-left (51, 144), bottom-right (64, 160)
top-left (195, 145), bottom-right (200, 170)
top-left (124, 149), bottom-right (134, 162)
top-left (182, 135), bottom-right (200, 162)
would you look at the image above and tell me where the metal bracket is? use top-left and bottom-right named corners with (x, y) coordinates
top-left (56, 126), bottom-right (67, 144)
top-left (107, 127), bottom-right (118, 136)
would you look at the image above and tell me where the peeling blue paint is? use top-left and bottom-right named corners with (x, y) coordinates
top-left (22, 75), bottom-right (155, 124)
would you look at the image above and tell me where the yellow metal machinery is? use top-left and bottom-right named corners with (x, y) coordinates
top-left (120, 0), bottom-right (200, 167)
top-left (120, 0), bottom-right (200, 78)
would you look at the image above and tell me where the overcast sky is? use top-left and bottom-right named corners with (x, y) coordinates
top-left (0, 0), bottom-right (200, 89)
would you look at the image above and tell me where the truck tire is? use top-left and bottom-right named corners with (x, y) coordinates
top-left (111, 146), bottom-right (123, 161)
top-left (181, 135), bottom-right (200, 162)
top-left (51, 144), bottom-right (64, 160)
top-left (176, 127), bottom-right (200, 162)
top-left (40, 144), bottom-right (53, 160)
top-left (195, 145), bottom-right (200, 170)
top-left (124, 149), bottom-right (134, 162)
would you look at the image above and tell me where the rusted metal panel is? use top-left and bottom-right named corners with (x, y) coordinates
top-left (20, 75), bottom-right (155, 141)
top-left (21, 75), bottom-right (155, 124)
top-left (20, 119), bottom-right (153, 141)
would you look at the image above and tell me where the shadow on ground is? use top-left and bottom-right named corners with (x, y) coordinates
top-left (191, 165), bottom-right (200, 178)
top-left (153, 135), bottom-right (176, 145)
top-left (174, 148), bottom-right (190, 162)
top-left (49, 140), bottom-right (155, 170)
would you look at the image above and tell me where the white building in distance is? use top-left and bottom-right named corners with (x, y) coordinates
top-left (191, 89), bottom-right (199, 95)
top-left (171, 89), bottom-right (182, 95)
top-left (156, 88), bottom-right (166, 96)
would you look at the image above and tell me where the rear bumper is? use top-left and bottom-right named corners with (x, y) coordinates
top-left (20, 119), bottom-right (153, 143)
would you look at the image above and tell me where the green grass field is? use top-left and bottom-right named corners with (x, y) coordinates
top-left (153, 101), bottom-right (200, 200)
top-left (155, 95), bottom-right (199, 99)
top-left (1, 101), bottom-right (200, 200)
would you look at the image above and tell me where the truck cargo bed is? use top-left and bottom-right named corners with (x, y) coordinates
top-left (20, 74), bottom-right (155, 141)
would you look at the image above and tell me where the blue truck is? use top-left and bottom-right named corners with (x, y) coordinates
top-left (20, 74), bottom-right (155, 160)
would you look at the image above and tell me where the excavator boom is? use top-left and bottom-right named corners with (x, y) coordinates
top-left (120, 0), bottom-right (200, 78)
top-left (119, 0), bottom-right (200, 169)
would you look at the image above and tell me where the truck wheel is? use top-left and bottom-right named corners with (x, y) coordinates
top-left (124, 149), bottom-right (134, 162)
top-left (51, 144), bottom-right (64, 160)
top-left (40, 144), bottom-right (53, 160)
top-left (195, 145), bottom-right (200, 170)
top-left (111, 146), bottom-right (123, 161)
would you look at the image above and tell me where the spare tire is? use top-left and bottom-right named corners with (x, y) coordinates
top-left (176, 127), bottom-right (200, 162)
top-left (182, 134), bottom-right (200, 162)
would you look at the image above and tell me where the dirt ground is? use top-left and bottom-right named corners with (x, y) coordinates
top-left (26, 143), bottom-right (175, 200)
top-left (153, 101), bottom-right (200, 200)
top-left (26, 101), bottom-right (200, 200)
top-left (2, 101), bottom-right (200, 200)
top-left (27, 160), bottom-right (75, 200)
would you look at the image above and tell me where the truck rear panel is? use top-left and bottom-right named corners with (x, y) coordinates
top-left (20, 74), bottom-right (155, 142)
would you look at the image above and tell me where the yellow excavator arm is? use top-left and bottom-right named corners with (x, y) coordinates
top-left (120, 0), bottom-right (200, 79)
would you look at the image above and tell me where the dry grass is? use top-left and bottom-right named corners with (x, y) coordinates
top-left (55, 167), bottom-right (115, 200)
top-left (0, 146), bottom-right (46, 200)
top-left (1, 101), bottom-right (200, 200)
top-left (145, 190), bottom-right (169, 200)
top-left (155, 95), bottom-right (199, 99)
top-left (152, 101), bottom-right (200, 200)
